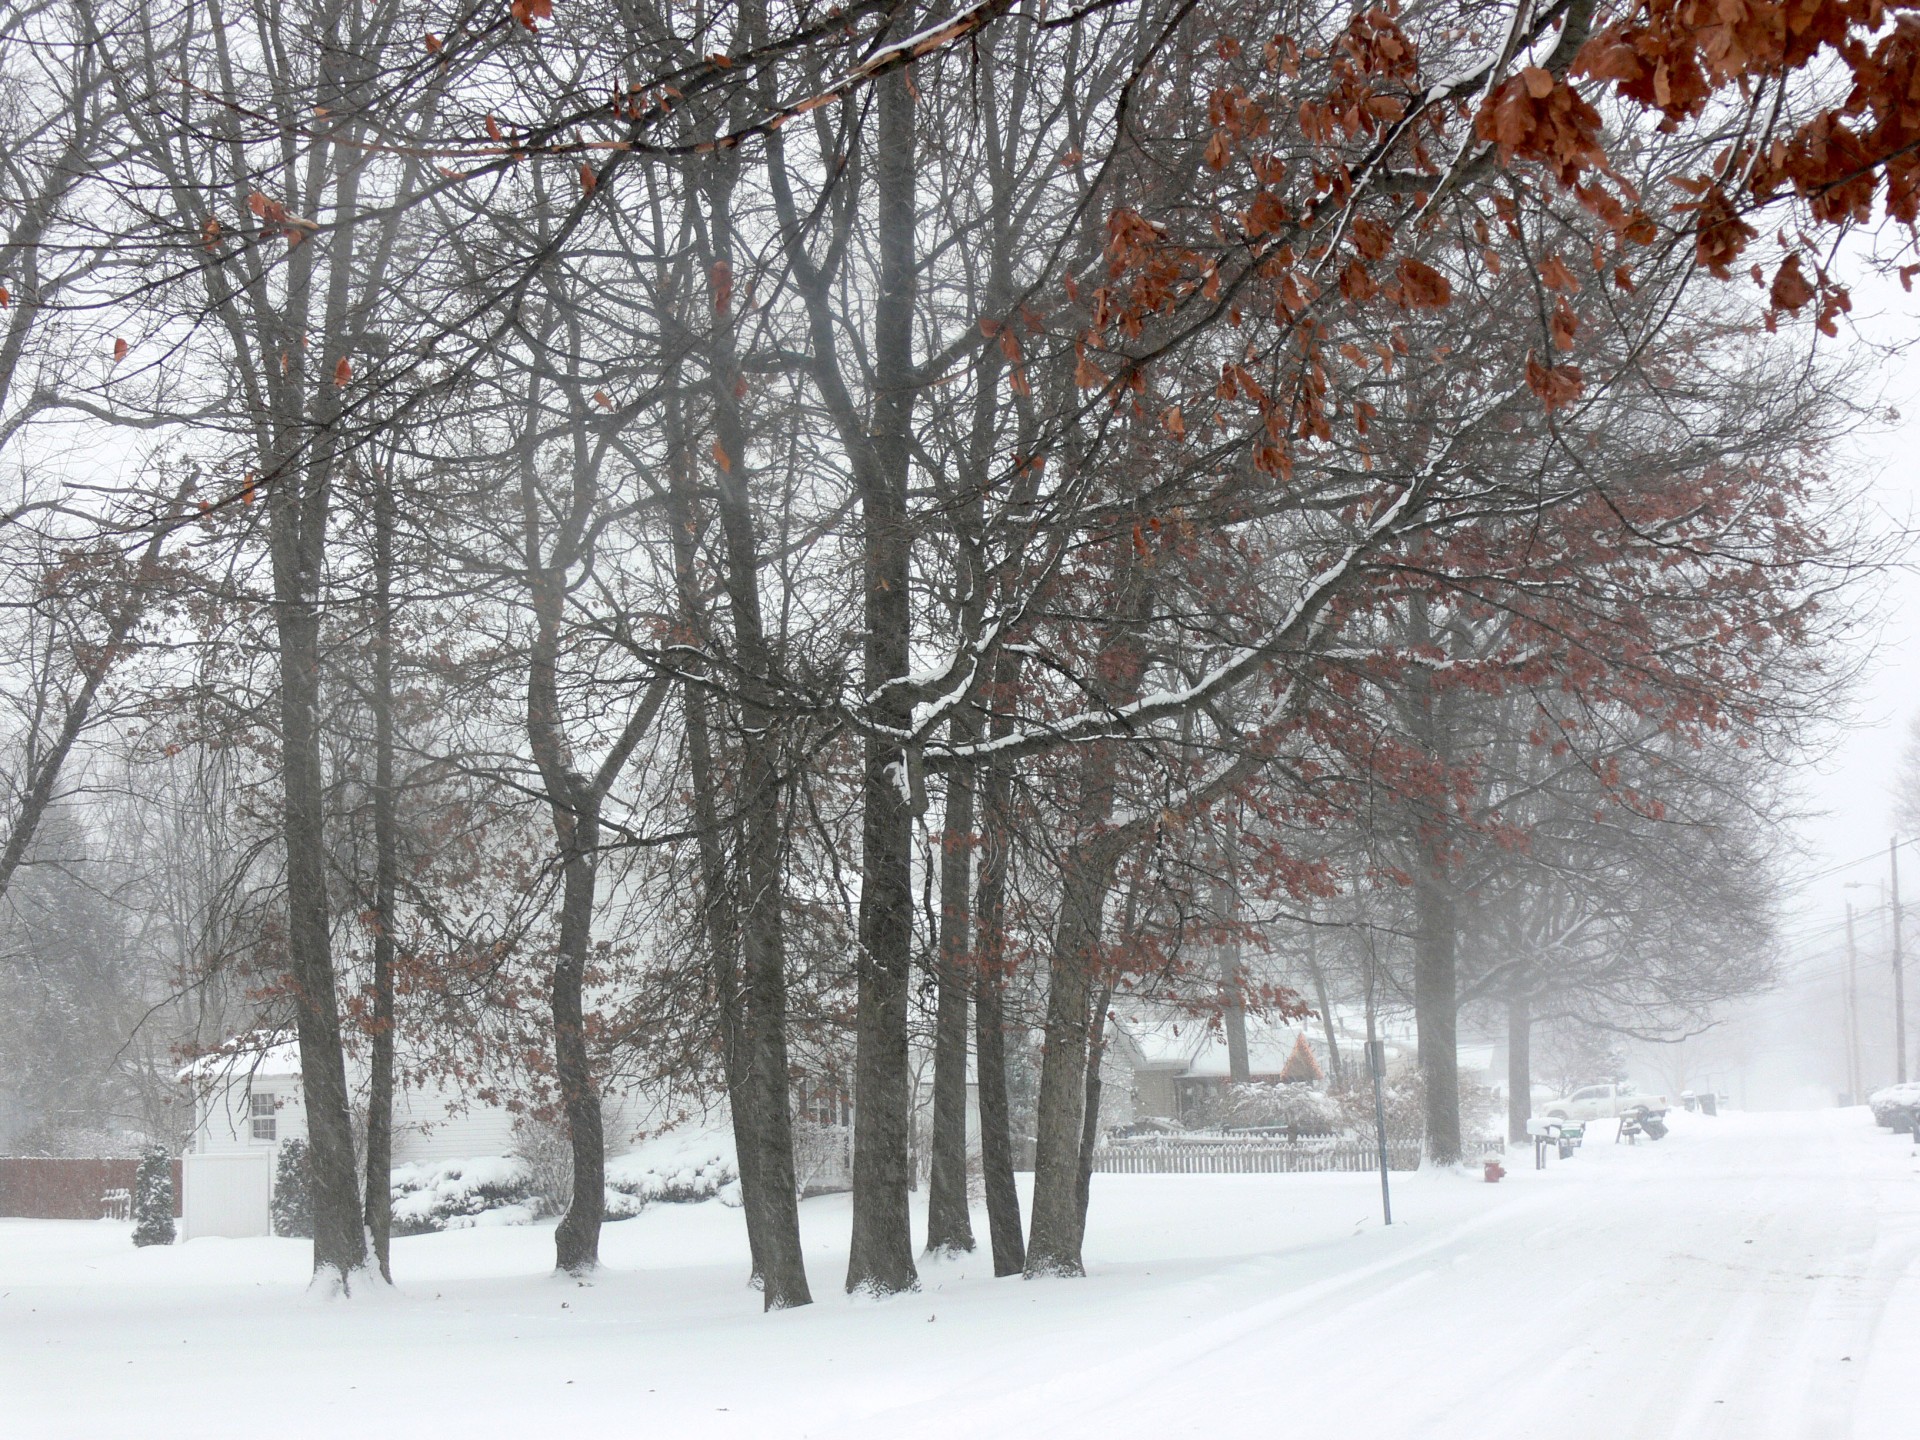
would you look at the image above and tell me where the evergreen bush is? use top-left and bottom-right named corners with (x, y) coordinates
top-left (131, 1144), bottom-right (175, 1247)
top-left (271, 1137), bottom-right (313, 1238)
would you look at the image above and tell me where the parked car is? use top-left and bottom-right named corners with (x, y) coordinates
top-left (1540, 1082), bottom-right (1670, 1126)
top-left (1868, 1082), bottom-right (1920, 1130)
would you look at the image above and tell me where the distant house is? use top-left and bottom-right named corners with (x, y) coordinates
top-left (1110, 1011), bottom-right (1353, 1125)
top-left (1104, 1005), bottom-right (1501, 1126)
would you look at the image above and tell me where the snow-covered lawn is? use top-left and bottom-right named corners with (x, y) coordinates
top-left (5, 1108), bottom-right (1918, 1438)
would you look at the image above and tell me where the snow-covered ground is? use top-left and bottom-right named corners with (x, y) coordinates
top-left (5, 1107), bottom-right (1918, 1438)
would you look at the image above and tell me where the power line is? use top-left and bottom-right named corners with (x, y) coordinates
top-left (1780, 834), bottom-right (1920, 894)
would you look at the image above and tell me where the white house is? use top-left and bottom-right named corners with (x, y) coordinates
top-left (180, 1032), bottom-right (638, 1240)
top-left (180, 1030), bottom-right (861, 1239)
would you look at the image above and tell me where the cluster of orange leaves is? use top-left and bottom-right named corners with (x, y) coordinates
top-left (1507, 3), bottom-right (1920, 327)
top-left (246, 190), bottom-right (317, 246)
top-left (1100, 2), bottom-right (1920, 433)
top-left (510, 0), bottom-right (553, 32)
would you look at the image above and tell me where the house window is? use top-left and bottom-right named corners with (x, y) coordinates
top-left (798, 1074), bottom-right (850, 1127)
top-left (250, 1092), bottom-right (277, 1143)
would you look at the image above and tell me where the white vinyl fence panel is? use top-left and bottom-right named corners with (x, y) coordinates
top-left (181, 1151), bottom-right (273, 1239)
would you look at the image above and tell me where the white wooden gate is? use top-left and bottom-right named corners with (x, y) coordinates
top-left (181, 1151), bottom-right (273, 1239)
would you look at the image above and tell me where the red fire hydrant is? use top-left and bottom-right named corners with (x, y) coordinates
top-left (1484, 1158), bottom-right (1506, 1183)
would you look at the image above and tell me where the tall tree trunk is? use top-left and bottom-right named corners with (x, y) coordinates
top-left (846, 46), bottom-right (920, 1298)
top-left (266, 237), bottom-right (363, 1285)
top-left (685, 683), bottom-right (766, 1288)
top-left (925, 761), bottom-right (977, 1256)
top-left (550, 819), bottom-right (604, 1276)
top-left (1025, 843), bottom-right (1120, 1277)
top-left (362, 477), bottom-right (397, 1282)
top-left (1414, 857), bottom-right (1463, 1165)
top-left (1507, 991), bottom-right (1532, 1146)
top-left (263, 10), bottom-right (383, 1289)
top-left (523, 608), bottom-right (666, 1280)
top-left (738, 775), bottom-right (810, 1307)
top-left (697, 243), bottom-right (812, 1308)
top-left (1026, 549), bottom-right (1155, 1278)
top-left (275, 598), bottom-right (367, 1288)
top-left (1405, 609), bottom-right (1462, 1167)
top-left (1073, 980), bottom-right (1116, 1245)
top-left (663, 383), bottom-right (769, 1290)
top-left (1218, 816), bottom-right (1250, 1083)
top-left (525, 550), bottom-right (606, 1277)
top-left (972, 741), bottom-right (1024, 1276)
top-left (1303, 909), bottom-right (1343, 1088)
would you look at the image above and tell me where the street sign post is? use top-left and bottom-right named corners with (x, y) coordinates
top-left (1367, 1038), bottom-right (1392, 1226)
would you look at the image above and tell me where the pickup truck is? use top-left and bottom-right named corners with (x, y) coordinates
top-left (1540, 1082), bottom-right (1671, 1127)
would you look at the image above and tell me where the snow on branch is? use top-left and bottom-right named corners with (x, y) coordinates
top-left (927, 387), bottom-right (1523, 769)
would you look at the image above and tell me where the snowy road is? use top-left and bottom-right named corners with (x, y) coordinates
top-left (915, 1109), bottom-right (1920, 1440)
top-left (5, 1108), bottom-right (1919, 1439)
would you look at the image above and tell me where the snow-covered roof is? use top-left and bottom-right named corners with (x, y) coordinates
top-left (1113, 1011), bottom-right (1329, 1077)
top-left (176, 1029), bottom-right (301, 1085)
top-left (1109, 1004), bottom-right (1482, 1079)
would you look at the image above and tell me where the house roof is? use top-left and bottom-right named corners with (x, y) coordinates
top-left (176, 1029), bottom-right (302, 1085)
top-left (1113, 1011), bottom-right (1331, 1077)
top-left (1109, 1004), bottom-right (1476, 1080)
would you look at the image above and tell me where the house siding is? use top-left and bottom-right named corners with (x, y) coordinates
top-left (1135, 1069), bottom-right (1179, 1121)
top-left (192, 1071), bottom-right (667, 1170)
top-left (390, 1082), bottom-right (519, 1167)
top-left (194, 1076), bottom-right (305, 1156)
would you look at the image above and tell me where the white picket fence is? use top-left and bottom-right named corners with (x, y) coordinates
top-left (1088, 1138), bottom-right (1503, 1174)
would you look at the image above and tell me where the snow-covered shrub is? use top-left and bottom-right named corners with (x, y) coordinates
top-left (131, 1145), bottom-right (174, 1247)
top-left (389, 1156), bottom-right (537, 1235)
top-left (1335, 1066), bottom-right (1502, 1151)
top-left (1209, 1082), bottom-right (1342, 1133)
top-left (509, 1115), bottom-right (573, 1219)
top-left (603, 1129), bottom-right (739, 1219)
top-left (1459, 1074), bottom-right (1502, 1148)
top-left (791, 1119), bottom-right (850, 1198)
top-left (271, 1137), bottom-right (312, 1238)
top-left (1334, 1066), bottom-right (1426, 1145)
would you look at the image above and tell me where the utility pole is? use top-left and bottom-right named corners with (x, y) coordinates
top-left (1894, 838), bottom-right (1907, 1085)
top-left (1846, 903), bottom-right (1863, 1102)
